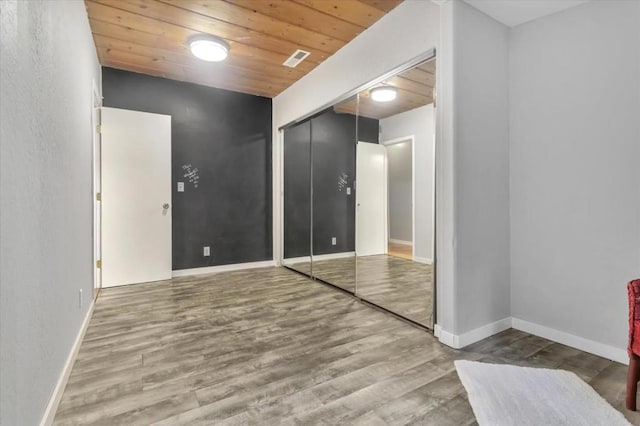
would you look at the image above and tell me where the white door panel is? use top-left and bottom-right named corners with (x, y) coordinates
top-left (356, 142), bottom-right (387, 256)
top-left (101, 107), bottom-right (172, 287)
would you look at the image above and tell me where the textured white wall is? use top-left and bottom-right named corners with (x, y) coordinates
top-left (509, 0), bottom-right (640, 354)
top-left (0, 1), bottom-right (101, 424)
top-left (381, 104), bottom-right (435, 261)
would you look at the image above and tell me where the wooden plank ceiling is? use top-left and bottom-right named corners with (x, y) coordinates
top-left (335, 58), bottom-right (435, 120)
top-left (85, 0), bottom-right (404, 98)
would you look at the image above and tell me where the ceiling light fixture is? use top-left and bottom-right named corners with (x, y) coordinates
top-left (188, 34), bottom-right (229, 62)
top-left (370, 86), bottom-right (397, 102)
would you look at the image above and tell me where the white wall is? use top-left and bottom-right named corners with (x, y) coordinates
top-left (509, 0), bottom-right (640, 359)
top-left (0, 1), bottom-right (101, 424)
top-left (381, 104), bottom-right (435, 262)
top-left (444, 0), bottom-right (512, 339)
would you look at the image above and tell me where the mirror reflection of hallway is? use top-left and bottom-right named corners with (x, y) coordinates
top-left (386, 138), bottom-right (414, 261)
top-left (355, 57), bottom-right (436, 328)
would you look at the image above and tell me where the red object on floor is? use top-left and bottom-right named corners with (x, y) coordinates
top-left (627, 279), bottom-right (640, 411)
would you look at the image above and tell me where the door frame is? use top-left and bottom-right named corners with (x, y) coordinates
top-left (92, 80), bottom-right (102, 300)
top-left (100, 107), bottom-right (172, 287)
top-left (380, 135), bottom-right (415, 261)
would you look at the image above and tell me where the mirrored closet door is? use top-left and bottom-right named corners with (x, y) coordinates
top-left (308, 96), bottom-right (359, 292)
top-left (282, 96), bottom-right (359, 293)
top-left (354, 57), bottom-right (436, 328)
top-left (282, 120), bottom-right (312, 276)
top-left (282, 55), bottom-right (436, 329)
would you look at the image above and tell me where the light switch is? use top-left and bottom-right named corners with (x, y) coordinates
top-left (332, 237), bottom-right (337, 245)
top-left (177, 182), bottom-right (184, 192)
top-left (346, 187), bottom-right (351, 195)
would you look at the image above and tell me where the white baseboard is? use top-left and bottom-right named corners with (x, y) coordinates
top-left (172, 260), bottom-right (276, 278)
top-left (434, 317), bottom-right (512, 349)
top-left (457, 317), bottom-right (513, 348)
top-left (313, 252), bottom-right (356, 261)
top-left (437, 317), bottom-right (628, 365)
top-left (511, 318), bottom-right (628, 365)
top-left (414, 256), bottom-right (433, 264)
top-left (282, 252), bottom-right (356, 266)
top-left (389, 239), bottom-right (412, 246)
top-left (40, 300), bottom-right (95, 426)
top-left (434, 324), bottom-right (458, 347)
top-left (282, 256), bottom-right (310, 265)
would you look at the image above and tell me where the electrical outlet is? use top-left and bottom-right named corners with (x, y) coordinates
top-left (203, 246), bottom-right (210, 256)
top-left (331, 237), bottom-right (337, 245)
top-left (346, 187), bottom-right (351, 195)
top-left (177, 182), bottom-right (184, 192)
top-left (79, 288), bottom-right (83, 308)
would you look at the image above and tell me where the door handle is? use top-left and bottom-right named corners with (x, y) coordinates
top-left (163, 203), bottom-right (170, 209)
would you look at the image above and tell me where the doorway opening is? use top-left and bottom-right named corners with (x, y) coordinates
top-left (382, 136), bottom-right (415, 261)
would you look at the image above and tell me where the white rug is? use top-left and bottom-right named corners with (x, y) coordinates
top-left (454, 360), bottom-right (631, 426)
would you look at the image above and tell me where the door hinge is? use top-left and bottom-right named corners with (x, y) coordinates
top-left (96, 260), bottom-right (102, 268)
top-left (96, 124), bottom-right (102, 133)
top-left (96, 192), bottom-right (101, 201)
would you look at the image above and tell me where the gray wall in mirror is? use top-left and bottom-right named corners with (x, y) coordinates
top-left (387, 141), bottom-right (413, 243)
top-left (312, 110), bottom-right (378, 255)
top-left (283, 121), bottom-right (311, 259)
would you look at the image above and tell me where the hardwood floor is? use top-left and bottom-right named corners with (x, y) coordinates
top-left (53, 267), bottom-right (639, 425)
top-left (287, 255), bottom-right (432, 327)
top-left (388, 242), bottom-right (413, 261)
top-left (356, 255), bottom-right (432, 327)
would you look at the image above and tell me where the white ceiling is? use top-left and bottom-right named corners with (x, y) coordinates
top-left (462, 0), bottom-right (591, 27)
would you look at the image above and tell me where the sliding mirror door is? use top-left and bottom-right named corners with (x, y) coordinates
top-left (355, 57), bottom-right (436, 328)
top-left (308, 96), bottom-right (360, 292)
top-left (283, 121), bottom-right (312, 276)
top-left (281, 54), bottom-right (436, 329)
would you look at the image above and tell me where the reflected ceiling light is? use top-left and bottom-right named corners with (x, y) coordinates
top-left (370, 86), bottom-right (397, 102)
top-left (188, 34), bottom-right (229, 62)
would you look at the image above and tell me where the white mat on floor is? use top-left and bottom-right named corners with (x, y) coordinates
top-left (454, 360), bottom-right (630, 426)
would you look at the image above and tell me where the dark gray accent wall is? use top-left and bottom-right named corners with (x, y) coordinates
top-left (283, 121), bottom-right (311, 258)
top-left (283, 108), bottom-right (378, 257)
top-left (102, 67), bottom-right (272, 270)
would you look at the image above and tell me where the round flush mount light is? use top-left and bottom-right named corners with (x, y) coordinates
top-left (188, 34), bottom-right (229, 62)
top-left (370, 86), bottom-right (397, 102)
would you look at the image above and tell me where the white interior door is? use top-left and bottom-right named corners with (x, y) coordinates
top-left (356, 141), bottom-right (387, 256)
top-left (101, 107), bottom-right (172, 287)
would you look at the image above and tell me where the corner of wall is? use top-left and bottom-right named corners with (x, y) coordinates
top-left (433, 0), bottom-right (457, 335)
top-left (435, 317), bottom-right (513, 349)
top-left (39, 301), bottom-right (95, 426)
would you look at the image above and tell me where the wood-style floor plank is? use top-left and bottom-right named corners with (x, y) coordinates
top-left (388, 242), bottom-right (413, 260)
top-left (288, 254), bottom-right (433, 327)
top-left (53, 267), bottom-right (639, 425)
